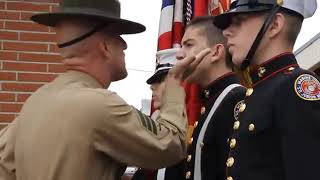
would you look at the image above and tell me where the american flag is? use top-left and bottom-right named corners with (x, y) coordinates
top-left (157, 0), bottom-right (184, 50)
top-left (156, 0), bottom-right (201, 127)
top-left (150, 0), bottom-right (186, 115)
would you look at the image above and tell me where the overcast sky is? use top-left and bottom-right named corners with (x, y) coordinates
top-left (110, 0), bottom-right (320, 109)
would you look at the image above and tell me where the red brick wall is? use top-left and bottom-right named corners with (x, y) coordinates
top-left (0, 0), bottom-right (63, 124)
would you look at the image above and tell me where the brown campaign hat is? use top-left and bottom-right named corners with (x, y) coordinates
top-left (31, 0), bottom-right (145, 34)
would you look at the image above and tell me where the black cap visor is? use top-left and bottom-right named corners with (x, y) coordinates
top-left (214, 5), bottom-right (272, 30)
top-left (146, 70), bottom-right (169, 85)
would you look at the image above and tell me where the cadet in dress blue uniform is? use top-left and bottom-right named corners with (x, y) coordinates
top-left (214, 0), bottom-right (320, 180)
top-left (156, 16), bottom-right (246, 180)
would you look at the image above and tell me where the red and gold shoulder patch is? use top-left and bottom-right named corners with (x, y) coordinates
top-left (294, 74), bottom-right (320, 101)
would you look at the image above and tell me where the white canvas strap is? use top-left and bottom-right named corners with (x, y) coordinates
top-left (157, 168), bottom-right (166, 180)
top-left (193, 84), bottom-right (242, 180)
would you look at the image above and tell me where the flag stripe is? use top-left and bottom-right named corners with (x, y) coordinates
top-left (158, 31), bottom-right (173, 50)
top-left (172, 22), bottom-right (183, 46)
top-left (194, 0), bottom-right (209, 16)
top-left (173, 0), bottom-right (184, 22)
top-left (172, 0), bottom-right (184, 48)
top-left (158, 5), bottom-right (174, 38)
top-left (161, 0), bottom-right (175, 9)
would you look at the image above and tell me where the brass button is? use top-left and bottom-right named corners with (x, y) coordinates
top-left (230, 138), bottom-right (237, 149)
top-left (226, 157), bottom-right (235, 167)
top-left (248, 124), bottom-right (255, 131)
top-left (233, 121), bottom-right (240, 130)
top-left (239, 103), bottom-right (246, 112)
top-left (258, 67), bottom-right (266, 77)
top-left (194, 121), bottom-right (198, 127)
top-left (227, 176), bottom-right (233, 180)
top-left (204, 90), bottom-right (210, 98)
top-left (187, 155), bottom-right (192, 162)
top-left (288, 67), bottom-right (295, 71)
top-left (200, 142), bottom-right (204, 148)
top-left (246, 88), bottom-right (254, 97)
top-left (200, 106), bottom-right (206, 115)
top-left (185, 171), bottom-right (191, 179)
top-left (189, 138), bottom-right (193, 144)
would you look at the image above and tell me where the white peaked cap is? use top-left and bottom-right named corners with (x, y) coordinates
top-left (146, 48), bottom-right (180, 84)
top-left (155, 48), bottom-right (180, 71)
top-left (282, 0), bottom-right (317, 19)
top-left (214, 0), bottom-right (317, 30)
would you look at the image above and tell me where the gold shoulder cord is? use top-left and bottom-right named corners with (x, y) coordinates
top-left (235, 66), bottom-right (253, 88)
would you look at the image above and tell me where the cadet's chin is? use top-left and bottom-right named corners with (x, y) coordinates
top-left (232, 57), bottom-right (244, 67)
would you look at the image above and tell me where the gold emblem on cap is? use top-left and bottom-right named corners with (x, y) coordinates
top-left (185, 171), bottom-right (191, 179)
top-left (233, 121), bottom-right (240, 130)
top-left (258, 67), bottom-right (266, 77)
top-left (277, 0), bottom-right (283, 5)
top-left (249, 124), bottom-right (255, 131)
top-left (246, 88), bottom-right (254, 97)
top-left (226, 157), bottom-right (235, 167)
top-left (230, 138), bottom-right (237, 149)
top-left (239, 103), bottom-right (246, 112)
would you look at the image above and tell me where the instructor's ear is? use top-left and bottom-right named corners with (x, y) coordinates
top-left (99, 39), bottom-right (111, 59)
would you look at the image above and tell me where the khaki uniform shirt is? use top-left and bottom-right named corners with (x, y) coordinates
top-left (0, 71), bottom-right (187, 180)
top-left (0, 122), bottom-right (16, 180)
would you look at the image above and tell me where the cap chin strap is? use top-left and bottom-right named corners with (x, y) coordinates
top-left (57, 23), bottom-right (107, 48)
top-left (240, 5), bottom-right (281, 70)
top-left (156, 63), bottom-right (173, 69)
